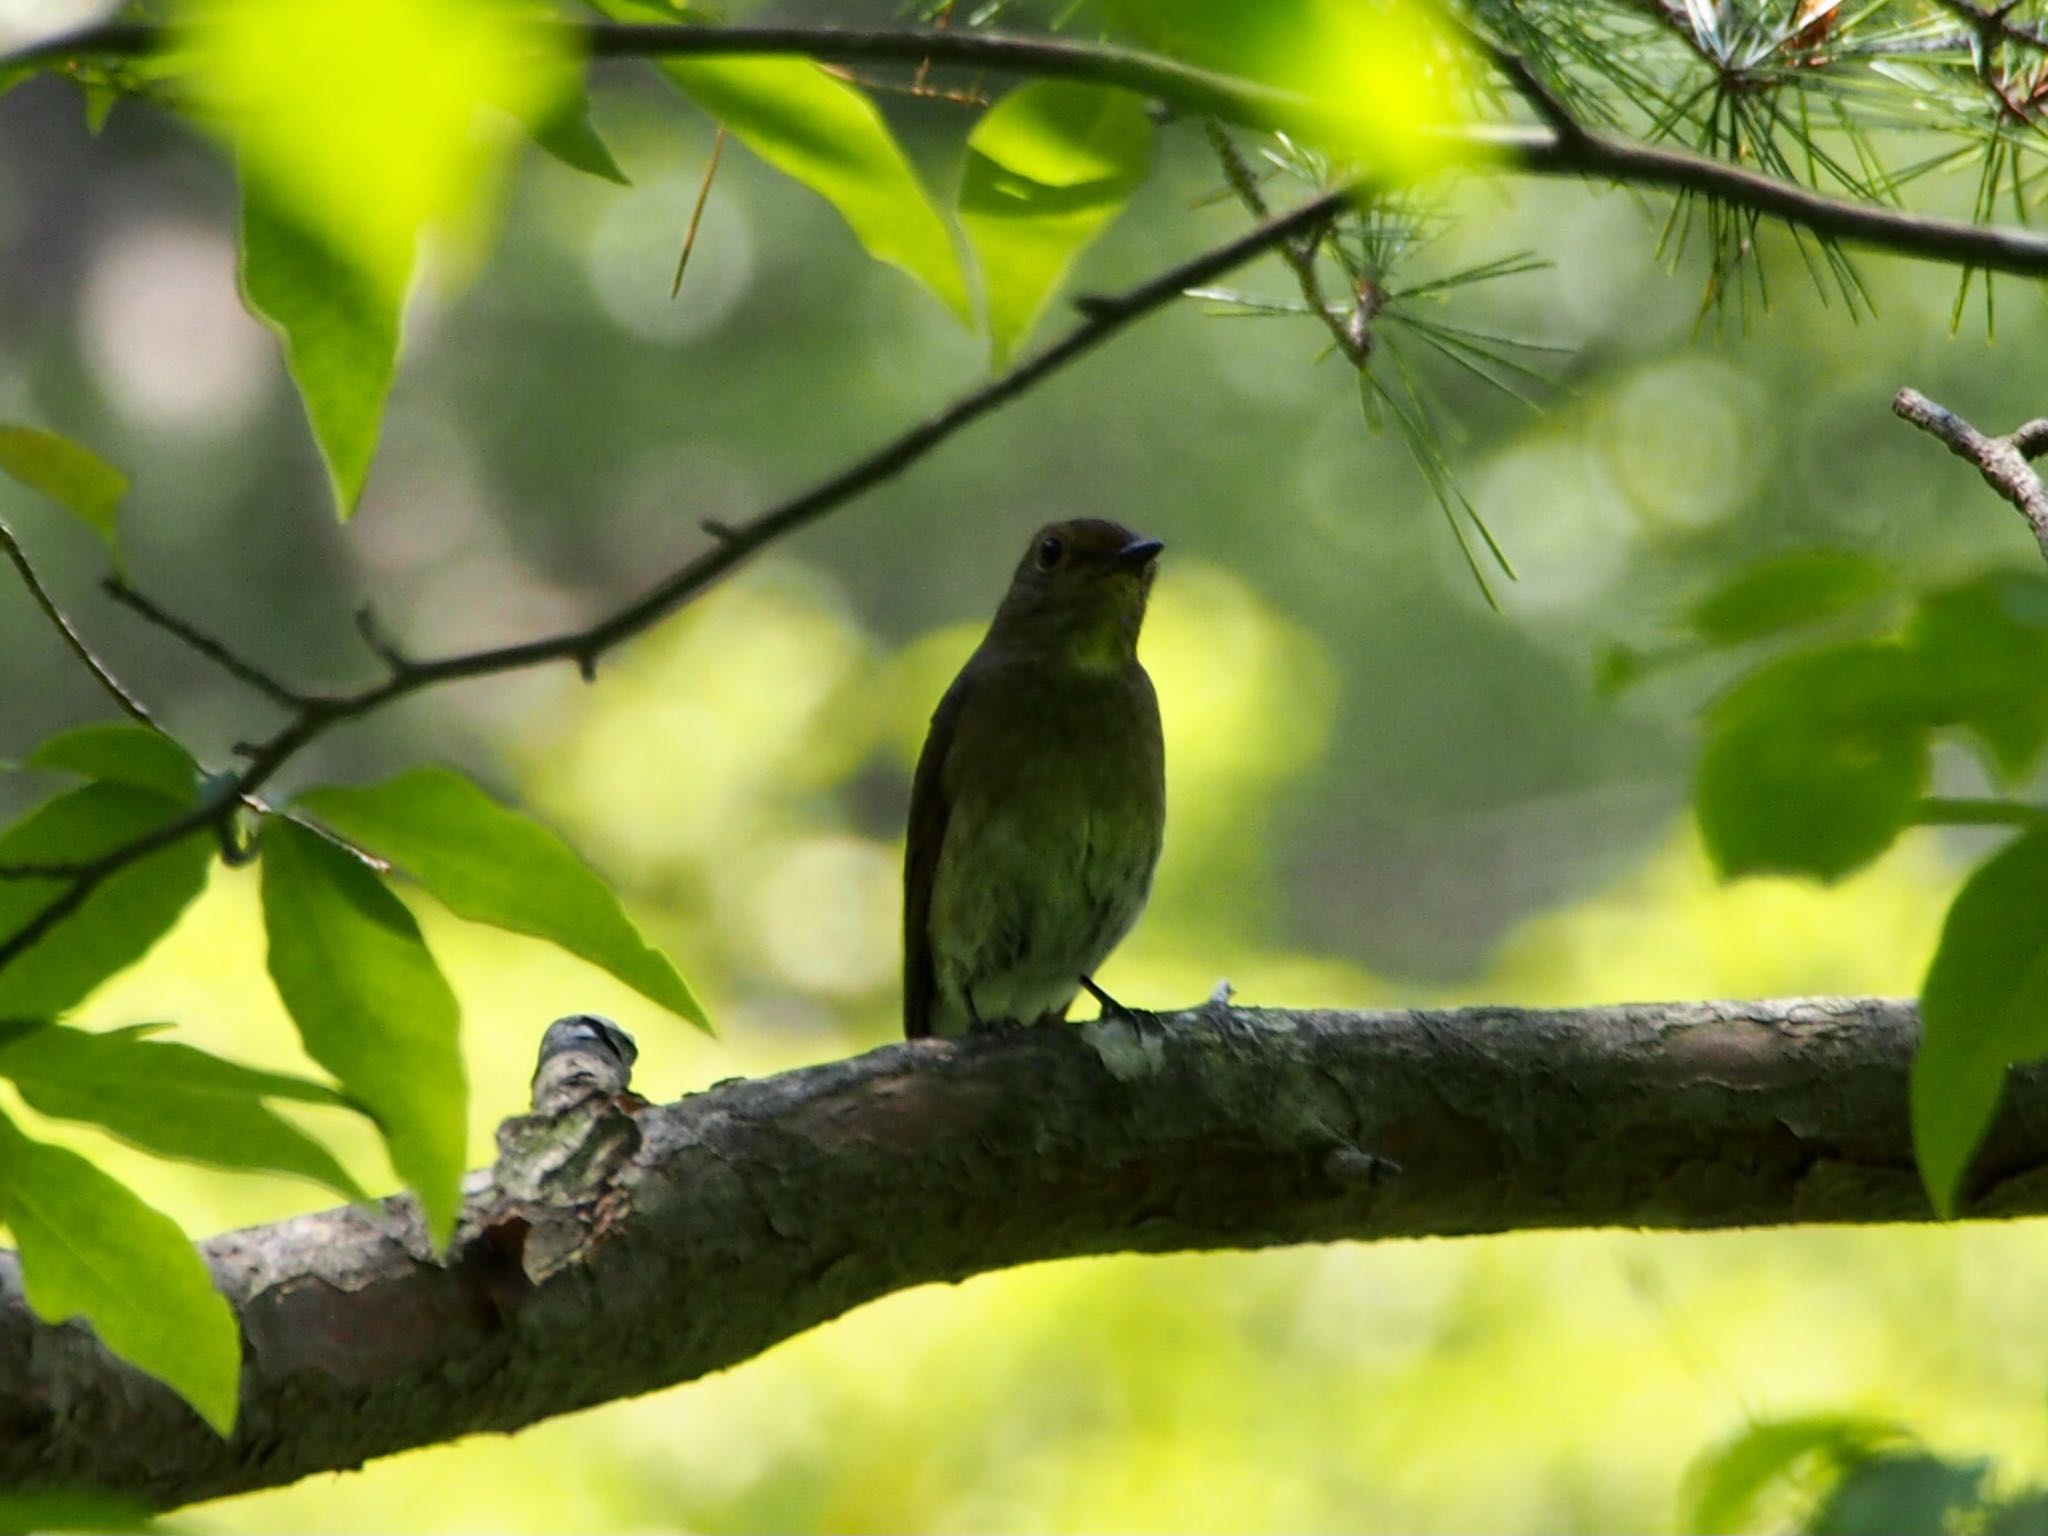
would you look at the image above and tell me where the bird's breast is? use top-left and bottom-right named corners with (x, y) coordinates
top-left (924, 658), bottom-right (1164, 1029)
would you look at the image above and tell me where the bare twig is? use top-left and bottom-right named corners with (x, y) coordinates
top-left (0, 518), bottom-right (156, 728)
top-left (670, 123), bottom-right (726, 299)
top-left (0, 189), bottom-right (1347, 977)
top-left (353, 605), bottom-right (411, 677)
top-left (816, 63), bottom-right (990, 106)
top-left (101, 579), bottom-right (316, 710)
top-left (1892, 387), bottom-right (2048, 562)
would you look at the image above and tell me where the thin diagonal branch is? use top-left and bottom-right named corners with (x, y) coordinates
top-left (1892, 386), bottom-right (2048, 561)
top-left (0, 517), bottom-right (155, 728)
top-left (101, 579), bottom-right (320, 711)
top-left (0, 188), bottom-right (1347, 978)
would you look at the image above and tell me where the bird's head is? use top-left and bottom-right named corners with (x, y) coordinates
top-left (988, 517), bottom-right (1164, 668)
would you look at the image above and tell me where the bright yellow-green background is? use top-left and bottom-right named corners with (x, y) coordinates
top-left (4, 4), bottom-right (2048, 1529)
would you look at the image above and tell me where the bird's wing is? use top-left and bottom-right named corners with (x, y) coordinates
top-left (903, 670), bottom-right (974, 1039)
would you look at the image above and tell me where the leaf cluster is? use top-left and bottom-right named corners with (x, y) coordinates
top-left (1685, 1413), bottom-right (2048, 1536)
top-left (1643, 551), bottom-right (2048, 1215)
top-left (0, 716), bottom-right (703, 1429)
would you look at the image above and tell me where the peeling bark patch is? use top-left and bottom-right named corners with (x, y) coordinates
top-left (1653, 1016), bottom-right (1813, 1088)
top-left (244, 1272), bottom-right (453, 1388)
top-left (782, 1067), bottom-right (995, 1151)
top-left (479, 1095), bottom-right (646, 1288)
top-left (1081, 1016), bottom-right (1165, 1079)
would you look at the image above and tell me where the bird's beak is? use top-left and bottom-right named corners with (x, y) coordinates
top-left (1115, 536), bottom-right (1165, 569)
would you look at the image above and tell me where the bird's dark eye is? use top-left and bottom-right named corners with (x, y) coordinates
top-left (1035, 534), bottom-right (1065, 572)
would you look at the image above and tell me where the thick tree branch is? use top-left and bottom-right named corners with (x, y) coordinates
top-left (6, 996), bottom-right (2046, 1511)
top-left (1893, 386), bottom-right (2048, 561)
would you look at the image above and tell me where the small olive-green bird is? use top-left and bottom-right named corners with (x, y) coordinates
top-left (903, 517), bottom-right (1166, 1039)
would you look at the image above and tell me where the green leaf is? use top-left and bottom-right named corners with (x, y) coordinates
top-left (1695, 644), bottom-right (1930, 882)
top-left (1914, 827), bottom-right (2048, 1216)
top-left (0, 424), bottom-right (128, 563)
top-left (260, 820), bottom-right (466, 1243)
top-left (528, 85), bottom-right (629, 184)
top-left (201, 0), bottom-right (570, 513)
top-left (1806, 1452), bottom-right (1988, 1536)
top-left (296, 766), bottom-right (707, 1030)
top-left (1684, 1415), bottom-right (1904, 1535)
top-left (1592, 639), bottom-right (1653, 697)
top-left (1685, 551), bottom-right (1897, 647)
top-left (960, 82), bottom-right (1151, 363)
top-left (592, 2), bottom-right (968, 323)
top-left (0, 1107), bottom-right (240, 1435)
top-left (194, 0), bottom-right (564, 300)
top-left (0, 1488), bottom-right (157, 1535)
top-left (1985, 1490), bottom-right (2048, 1536)
top-left (0, 1023), bottom-right (368, 1202)
top-left (0, 785), bottom-right (214, 1020)
top-left (1109, 0), bottom-right (1464, 179)
top-left (81, 81), bottom-right (117, 136)
top-left (26, 725), bottom-right (201, 806)
top-left (238, 180), bottom-right (400, 518)
top-left (1906, 573), bottom-right (2048, 783)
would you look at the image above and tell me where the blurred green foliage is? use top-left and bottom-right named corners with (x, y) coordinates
top-left (1685, 1420), bottom-right (2048, 1536)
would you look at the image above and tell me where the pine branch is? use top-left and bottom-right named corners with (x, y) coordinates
top-left (10, 19), bottom-right (2048, 278)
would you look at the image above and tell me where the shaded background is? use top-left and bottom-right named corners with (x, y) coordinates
top-left (3, 2), bottom-right (2048, 1528)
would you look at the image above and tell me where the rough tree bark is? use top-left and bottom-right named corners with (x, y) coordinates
top-left (5, 995), bottom-right (2048, 1510)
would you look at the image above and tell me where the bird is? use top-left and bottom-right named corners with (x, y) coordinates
top-left (903, 517), bottom-right (1166, 1039)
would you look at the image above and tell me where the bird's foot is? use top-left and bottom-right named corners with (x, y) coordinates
top-left (1077, 975), bottom-right (1169, 1082)
top-left (967, 1013), bottom-right (1028, 1035)
top-left (1079, 975), bottom-right (1165, 1039)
